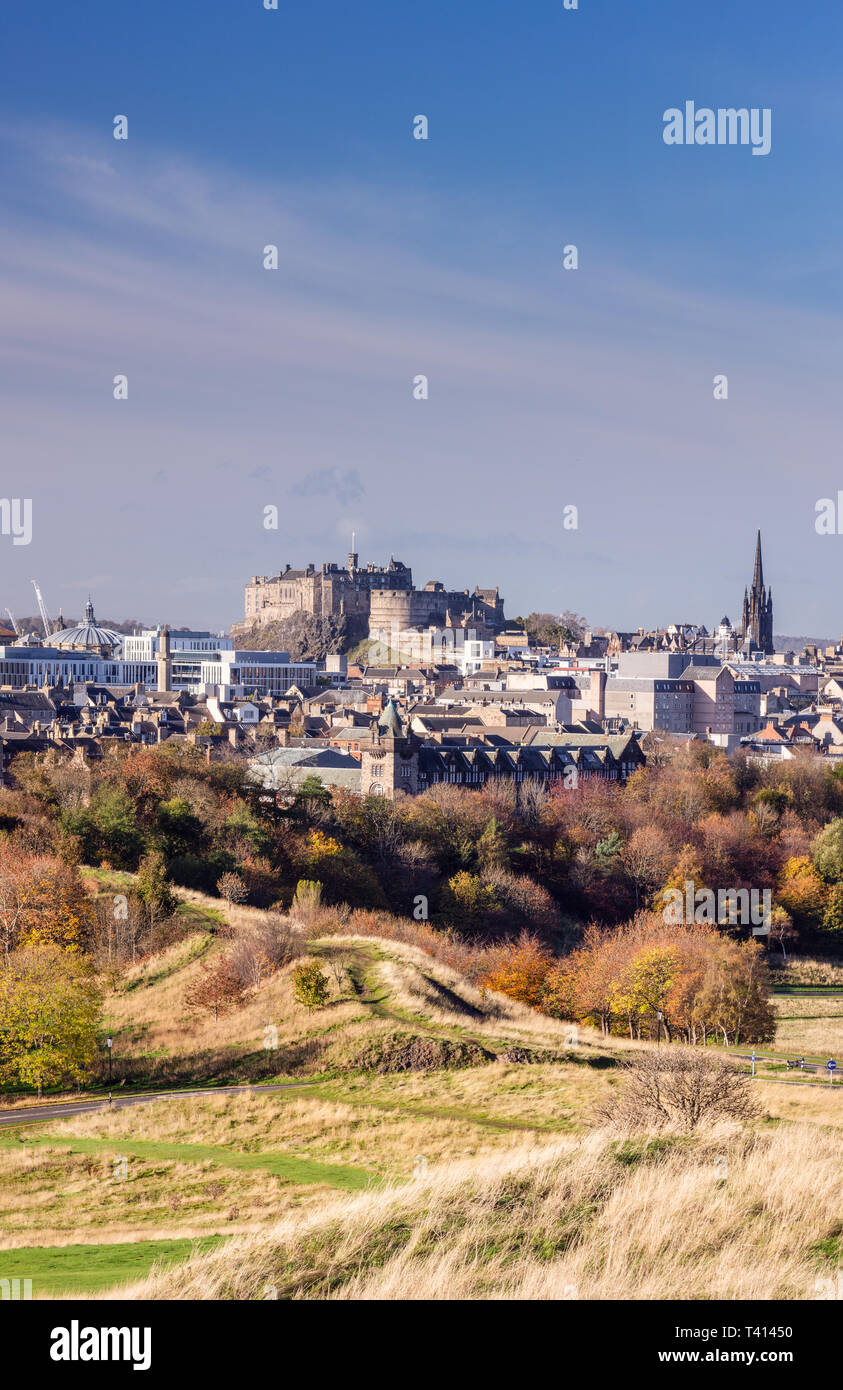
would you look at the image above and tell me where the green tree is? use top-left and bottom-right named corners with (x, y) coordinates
top-left (0, 945), bottom-right (102, 1096)
top-left (224, 801), bottom-right (274, 858)
top-left (292, 879), bottom-right (323, 923)
top-left (292, 959), bottom-right (330, 1012)
top-left (154, 797), bottom-right (205, 859)
top-left (812, 818), bottom-right (843, 883)
top-left (296, 776), bottom-right (332, 810)
top-left (134, 850), bottom-right (177, 920)
top-left (821, 882), bottom-right (843, 935)
top-left (595, 830), bottom-right (623, 874)
top-left (92, 786), bottom-right (145, 868)
top-left (477, 818), bottom-right (509, 871)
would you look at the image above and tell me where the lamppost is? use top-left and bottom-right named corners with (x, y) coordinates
top-left (106, 1036), bottom-right (113, 1102)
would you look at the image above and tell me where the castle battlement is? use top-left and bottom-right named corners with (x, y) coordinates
top-left (242, 555), bottom-right (505, 637)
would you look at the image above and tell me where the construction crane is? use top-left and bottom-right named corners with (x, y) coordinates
top-left (31, 580), bottom-right (54, 639)
top-left (4, 608), bottom-right (20, 637)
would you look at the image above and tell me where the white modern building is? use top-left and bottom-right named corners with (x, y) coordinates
top-left (200, 650), bottom-right (317, 696)
top-left (122, 629), bottom-right (228, 692)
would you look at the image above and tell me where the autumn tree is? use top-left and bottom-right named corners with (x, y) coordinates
top-left (479, 933), bottom-right (554, 1008)
top-left (620, 824), bottom-right (673, 907)
top-left (0, 945), bottom-right (102, 1096)
top-left (0, 852), bottom-right (95, 958)
top-left (694, 938), bottom-right (774, 1046)
top-left (183, 957), bottom-right (246, 1021)
top-left (776, 856), bottom-right (825, 932)
top-left (611, 946), bottom-right (679, 1042)
top-left (439, 871), bottom-right (500, 930)
top-left (228, 915), bottom-right (301, 990)
top-left (217, 871), bottom-right (249, 906)
top-left (0, 850), bottom-right (49, 960)
top-left (544, 923), bottom-right (632, 1035)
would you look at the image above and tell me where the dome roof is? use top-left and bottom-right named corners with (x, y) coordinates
top-left (52, 598), bottom-right (123, 652)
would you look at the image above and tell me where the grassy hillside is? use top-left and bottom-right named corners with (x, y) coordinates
top-left (120, 1122), bottom-right (843, 1301)
top-left (1, 885), bottom-right (842, 1299)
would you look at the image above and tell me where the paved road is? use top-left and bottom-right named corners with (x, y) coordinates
top-left (732, 1048), bottom-right (838, 1068)
top-left (730, 1052), bottom-right (841, 1088)
top-left (0, 1083), bottom-right (313, 1129)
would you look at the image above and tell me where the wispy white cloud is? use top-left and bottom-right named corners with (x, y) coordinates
top-left (1, 122), bottom-right (841, 630)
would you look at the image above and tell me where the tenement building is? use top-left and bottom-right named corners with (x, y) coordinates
top-left (357, 700), bottom-right (644, 800)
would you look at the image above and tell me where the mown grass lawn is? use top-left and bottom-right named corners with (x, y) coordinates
top-left (0, 1130), bottom-right (379, 1191)
top-left (0, 1236), bottom-right (226, 1296)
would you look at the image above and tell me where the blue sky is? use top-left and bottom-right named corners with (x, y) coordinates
top-left (2, 0), bottom-right (843, 634)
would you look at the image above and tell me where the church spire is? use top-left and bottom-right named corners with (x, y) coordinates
top-left (740, 530), bottom-right (774, 655)
top-left (752, 530), bottom-right (764, 592)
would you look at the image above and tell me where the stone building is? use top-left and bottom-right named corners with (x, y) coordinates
top-left (368, 582), bottom-right (505, 641)
top-left (242, 553), bottom-right (413, 629)
top-left (241, 551), bottom-right (506, 638)
top-left (359, 699), bottom-right (421, 797)
top-left (357, 698), bottom-right (644, 800)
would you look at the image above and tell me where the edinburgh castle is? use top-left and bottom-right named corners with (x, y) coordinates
top-left (240, 551), bottom-right (506, 640)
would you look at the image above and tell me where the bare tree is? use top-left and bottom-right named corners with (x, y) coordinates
top-left (228, 914), bottom-right (301, 991)
top-left (326, 949), bottom-right (351, 995)
top-left (595, 1048), bottom-right (759, 1132)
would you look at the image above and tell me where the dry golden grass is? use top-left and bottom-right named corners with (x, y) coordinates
top-left (771, 995), bottom-right (843, 1019)
top-left (106, 935), bottom-right (368, 1074)
top-left (23, 1090), bottom-right (551, 1178)
top-left (756, 1080), bottom-right (843, 1127)
top-left (322, 1060), bottom-right (611, 1129)
top-left (775, 958), bottom-right (843, 988)
top-left (0, 1145), bottom-right (300, 1249)
top-left (3, 910), bottom-right (841, 1301)
top-left (117, 1121), bottom-right (842, 1301)
top-left (317, 933), bottom-right (623, 1053)
top-left (769, 994), bottom-right (843, 1055)
top-left (116, 933), bottom-right (212, 993)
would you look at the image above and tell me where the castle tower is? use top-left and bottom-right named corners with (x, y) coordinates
top-left (156, 625), bottom-right (172, 692)
top-left (739, 531), bottom-right (774, 654)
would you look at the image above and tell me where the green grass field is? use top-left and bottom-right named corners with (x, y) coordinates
top-left (0, 1130), bottom-right (378, 1191)
top-left (0, 1236), bottom-right (226, 1296)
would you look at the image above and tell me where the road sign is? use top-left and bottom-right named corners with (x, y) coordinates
top-left (828, 1059), bottom-right (836, 1084)
top-left (751, 1051), bottom-right (756, 1076)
